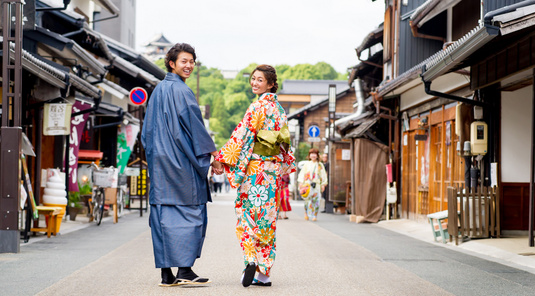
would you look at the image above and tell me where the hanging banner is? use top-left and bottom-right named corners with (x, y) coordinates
top-left (68, 101), bottom-right (92, 192)
top-left (43, 103), bottom-right (73, 135)
top-left (117, 124), bottom-right (140, 174)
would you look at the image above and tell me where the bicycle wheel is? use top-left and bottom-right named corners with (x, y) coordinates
top-left (93, 189), bottom-right (105, 225)
top-left (117, 188), bottom-right (124, 218)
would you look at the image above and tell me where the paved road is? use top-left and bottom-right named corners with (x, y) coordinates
top-left (2, 190), bottom-right (535, 295)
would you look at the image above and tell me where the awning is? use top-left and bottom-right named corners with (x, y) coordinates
top-left (493, 3), bottom-right (535, 35)
top-left (422, 2), bottom-right (535, 83)
top-left (356, 24), bottom-right (383, 58)
top-left (102, 34), bottom-right (166, 80)
top-left (78, 150), bottom-right (103, 160)
top-left (342, 114), bottom-right (381, 139)
top-left (62, 24), bottom-right (114, 61)
top-left (1, 37), bottom-right (101, 98)
top-left (97, 79), bottom-right (129, 101)
top-left (111, 55), bottom-right (160, 86)
top-left (25, 26), bottom-right (107, 78)
top-left (96, 101), bottom-right (123, 117)
top-left (410, 0), bottom-right (461, 28)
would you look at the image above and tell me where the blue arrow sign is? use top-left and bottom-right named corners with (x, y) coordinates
top-left (308, 125), bottom-right (320, 138)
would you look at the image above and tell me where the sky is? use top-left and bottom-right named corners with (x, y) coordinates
top-left (135, 0), bottom-right (385, 73)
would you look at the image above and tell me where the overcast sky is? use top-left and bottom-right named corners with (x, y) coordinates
top-left (135, 0), bottom-right (385, 73)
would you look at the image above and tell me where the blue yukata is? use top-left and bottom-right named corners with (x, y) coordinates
top-left (141, 72), bottom-right (216, 268)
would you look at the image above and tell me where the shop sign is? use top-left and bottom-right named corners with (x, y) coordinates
top-left (67, 101), bottom-right (91, 192)
top-left (43, 103), bottom-right (72, 135)
top-left (130, 169), bottom-right (147, 196)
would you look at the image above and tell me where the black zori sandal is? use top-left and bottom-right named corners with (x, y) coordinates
top-left (251, 279), bottom-right (272, 286)
top-left (242, 262), bottom-right (256, 287)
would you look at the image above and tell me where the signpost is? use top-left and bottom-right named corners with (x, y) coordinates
top-left (129, 87), bottom-right (148, 106)
top-left (307, 125), bottom-right (320, 143)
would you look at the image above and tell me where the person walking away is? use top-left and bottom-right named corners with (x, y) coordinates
top-left (141, 43), bottom-right (223, 287)
top-left (298, 148), bottom-right (327, 221)
top-left (212, 172), bottom-right (224, 195)
top-left (278, 174), bottom-right (291, 219)
top-left (216, 65), bottom-right (296, 287)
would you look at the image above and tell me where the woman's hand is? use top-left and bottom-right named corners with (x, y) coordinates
top-left (321, 184), bottom-right (326, 193)
top-left (211, 160), bottom-right (223, 174)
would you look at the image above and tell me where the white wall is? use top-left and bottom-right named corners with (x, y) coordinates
top-left (501, 85), bottom-right (533, 182)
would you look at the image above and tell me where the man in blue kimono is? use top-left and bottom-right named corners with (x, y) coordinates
top-left (141, 43), bottom-right (222, 286)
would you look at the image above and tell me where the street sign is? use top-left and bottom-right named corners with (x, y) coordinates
top-left (129, 87), bottom-right (148, 105)
top-left (307, 125), bottom-right (320, 138)
top-left (308, 137), bottom-right (321, 142)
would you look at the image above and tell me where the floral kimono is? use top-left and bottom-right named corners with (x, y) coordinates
top-left (216, 93), bottom-right (296, 276)
top-left (297, 161), bottom-right (328, 220)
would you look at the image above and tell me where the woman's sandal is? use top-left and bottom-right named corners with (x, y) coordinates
top-left (242, 262), bottom-right (256, 287)
top-left (251, 279), bottom-right (272, 286)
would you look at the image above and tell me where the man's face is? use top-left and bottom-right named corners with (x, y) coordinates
top-left (322, 154), bottom-right (328, 162)
top-left (170, 52), bottom-right (195, 81)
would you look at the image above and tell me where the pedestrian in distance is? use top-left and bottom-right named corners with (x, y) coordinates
top-left (320, 153), bottom-right (329, 213)
top-left (298, 148), bottom-right (327, 221)
top-left (141, 43), bottom-right (223, 287)
top-left (216, 64), bottom-right (296, 287)
top-left (224, 176), bottom-right (230, 193)
top-left (278, 174), bottom-right (291, 219)
top-left (212, 172), bottom-right (224, 195)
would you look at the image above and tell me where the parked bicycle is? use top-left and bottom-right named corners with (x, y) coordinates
top-left (116, 174), bottom-right (128, 218)
top-left (89, 163), bottom-right (116, 225)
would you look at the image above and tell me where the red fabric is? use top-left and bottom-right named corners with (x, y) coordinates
top-left (280, 187), bottom-right (292, 212)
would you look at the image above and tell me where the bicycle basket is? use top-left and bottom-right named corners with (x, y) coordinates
top-left (93, 170), bottom-right (115, 187)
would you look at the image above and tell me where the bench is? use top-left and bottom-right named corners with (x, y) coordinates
top-left (31, 205), bottom-right (62, 238)
top-left (427, 210), bottom-right (449, 244)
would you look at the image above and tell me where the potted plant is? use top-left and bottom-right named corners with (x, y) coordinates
top-left (68, 191), bottom-right (83, 221)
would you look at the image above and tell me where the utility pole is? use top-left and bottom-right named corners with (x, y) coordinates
top-left (1, 0), bottom-right (24, 253)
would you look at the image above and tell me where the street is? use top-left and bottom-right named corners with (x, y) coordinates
top-left (2, 190), bottom-right (535, 296)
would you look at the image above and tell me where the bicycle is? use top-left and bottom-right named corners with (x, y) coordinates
top-left (116, 174), bottom-right (128, 218)
top-left (89, 163), bottom-right (115, 225)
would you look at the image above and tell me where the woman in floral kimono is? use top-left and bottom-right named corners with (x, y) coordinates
top-left (216, 65), bottom-right (296, 287)
top-left (297, 148), bottom-right (328, 221)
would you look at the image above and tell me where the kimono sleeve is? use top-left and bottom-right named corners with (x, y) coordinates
top-left (173, 87), bottom-right (215, 177)
top-left (216, 101), bottom-right (266, 188)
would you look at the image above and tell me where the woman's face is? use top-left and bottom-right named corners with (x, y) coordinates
top-left (250, 71), bottom-right (273, 95)
top-left (309, 153), bottom-right (318, 161)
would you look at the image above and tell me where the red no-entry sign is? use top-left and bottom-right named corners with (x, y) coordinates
top-left (129, 87), bottom-right (148, 105)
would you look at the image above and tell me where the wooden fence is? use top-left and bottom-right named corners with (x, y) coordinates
top-left (447, 185), bottom-right (500, 245)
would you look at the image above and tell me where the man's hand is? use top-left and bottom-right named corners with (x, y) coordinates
top-left (321, 184), bottom-right (327, 193)
top-left (211, 160), bottom-right (223, 175)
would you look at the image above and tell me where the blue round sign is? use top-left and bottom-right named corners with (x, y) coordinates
top-left (130, 87), bottom-right (147, 105)
top-left (307, 125), bottom-right (320, 138)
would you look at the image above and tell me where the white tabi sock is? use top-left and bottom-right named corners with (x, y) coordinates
top-left (256, 272), bottom-right (270, 283)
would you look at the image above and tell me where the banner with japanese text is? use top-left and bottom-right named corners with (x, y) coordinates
top-left (68, 100), bottom-right (91, 192)
top-left (117, 124), bottom-right (140, 174)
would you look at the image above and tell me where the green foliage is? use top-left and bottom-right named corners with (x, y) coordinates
top-left (296, 142), bottom-right (312, 162)
top-left (68, 191), bottom-right (83, 208)
top-left (155, 58), bottom-right (166, 71)
top-left (79, 181), bottom-right (92, 195)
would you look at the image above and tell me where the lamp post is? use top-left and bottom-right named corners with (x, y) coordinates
top-left (325, 84), bottom-right (337, 214)
top-left (328, 84), bottom-right (337, 140)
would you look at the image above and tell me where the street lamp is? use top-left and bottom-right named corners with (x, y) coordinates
top-left (328, 84), bottom-right (337, 140)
